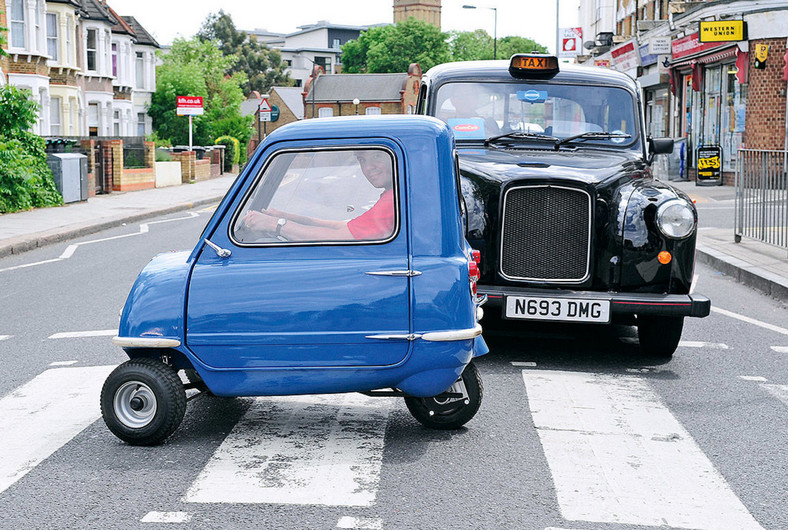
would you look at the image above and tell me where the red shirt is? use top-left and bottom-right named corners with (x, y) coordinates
top-left (347, 189), bottom-right (395, 240)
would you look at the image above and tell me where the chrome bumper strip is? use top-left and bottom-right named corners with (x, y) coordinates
top-left (112, 337), bottom-right (181, 348)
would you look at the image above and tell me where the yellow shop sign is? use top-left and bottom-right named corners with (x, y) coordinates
top-left (699, 20), bottom-right (747, 43)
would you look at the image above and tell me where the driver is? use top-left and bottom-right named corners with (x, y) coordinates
top-left (241, 150), bottom-right (395, 241)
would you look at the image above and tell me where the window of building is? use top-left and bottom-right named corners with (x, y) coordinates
top-left (113, 110), bottom-right (121, 136)
top-left (66, 17), bottom-right (72, 64)
top-left (721, 63), bottom-right (746, 168)
top-left (137, 112), bottom-right (146, 136)
top-left (315, 56), bottom-right (332, 72)
top-left (35, 0), bottom-right (43, 51)
top-left (365, 106), bottom-right (381, 115)
top-left (46, 13), bottom-right (58, 60)
top-left (112, 43), bottom-right (118, 77)
top-left (87, 29), bottom-right (98, 71)
top-left (88, 102), bottom-right (99, 135)
top-left (332, 38), bottom-right (341, 49)
top-left (318, 107), bottom-right (334, 118)
top-left (11, 0), bottom-right (26, 49)
top-left (136, 52), bottom-right (144, 88)
top-left (50, 97), bottom-right (62, 135)
top-left (232, 148), bottom-right (397, 245)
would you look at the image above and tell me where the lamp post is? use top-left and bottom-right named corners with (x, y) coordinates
top-left (353, 98), bottom-right (360, 115)
top-left (302, 55), bottom-right (322, 118)
top-left (462, 4), bottom-right (497, 60)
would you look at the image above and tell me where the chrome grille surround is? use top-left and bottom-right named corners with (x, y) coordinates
top-left (500, 184), bottom-right (592, 283)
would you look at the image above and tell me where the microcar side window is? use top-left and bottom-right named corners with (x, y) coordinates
top-left (231, 148), bottom-right (398, 245)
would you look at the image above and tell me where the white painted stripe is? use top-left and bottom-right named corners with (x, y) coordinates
top-left (0, 365), bottom-right (116, 495)
top-left (0, 258), bottom-right (63, 273)
top-left (740, 376), bottom-right (768, 382)
top-left (511, 361), bottom-right (537, 367)
top-left (0, 335), bottom-right (11, 342)
top-left (49, 360), bottom-right (78, 366)
top-left (141, 511), bottom-right (191, 524)
top-left (184, 393), bottom-right (392, 506)
top-left (771, 346), bottom-right (788, 353)
top-left (760, 384), bottom-right (788, 407)
top-left (336, 516), bottom-right (383, 529)
top-left (712, 307), bottom-right (788, 337)
top-left (521, 370), bottom-right (763, 529)
top-left (48, 330), bottom-right (117, 339)
top-left (679, 341), bottom-right (729, 349)
top-left (690, 273), bottom-right (699, 294)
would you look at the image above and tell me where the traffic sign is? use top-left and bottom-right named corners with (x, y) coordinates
top-left (259, 98), bottom-right (272, 112)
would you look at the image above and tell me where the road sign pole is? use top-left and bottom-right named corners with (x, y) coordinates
top-left (189, 115), bottom-right (193, 152)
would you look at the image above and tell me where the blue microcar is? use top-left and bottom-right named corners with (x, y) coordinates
top-left (101, 115), bottom-right (488, 445)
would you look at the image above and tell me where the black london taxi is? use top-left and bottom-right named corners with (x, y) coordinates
top-left (417, 54), bottom-right (710, 358)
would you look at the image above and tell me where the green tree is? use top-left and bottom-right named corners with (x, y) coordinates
top-left (149, 38), bottom-right (252, 150)
top-left (197, 10), bottom-right (291, 94)
top-left (342, 18), bottom-right (450, 73)
top-left (0, 85), bottom-right (62, 212)
top-left (448, 29), bottom-right (494, 61)
top-left (496, 36), bottom-right (548, 59)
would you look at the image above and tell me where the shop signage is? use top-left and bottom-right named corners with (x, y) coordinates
top-left (611, 41), bottom-right (639, 71)
top-left (176, 96), bottom-right (204, 116)
top-left (697, 145), bottom-right (723, 185)
top-left (672, 32), bottom-right (726, 61)
top-left (639, 44), bottom-right (659, 67)
top-left (754, 43), bottom-right (768, 69)
top-left (649, 37), bottom-right (671, 55)
top-left (559, 27), bottom-right (583, 58)
top-left (594, 59), bottom-right (610, 68)
top-left (699, 20), bottom-right (747, 43)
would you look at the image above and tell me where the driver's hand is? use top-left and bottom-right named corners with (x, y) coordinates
top-left (243, 210), bottom-right (276, 233)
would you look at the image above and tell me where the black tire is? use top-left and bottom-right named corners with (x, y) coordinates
top-left (405, 361), bottom-right (483, 430)
top-left (637, 315), bottom-right (684, 359)
top-left (101, 358), bottom-right (187, 446)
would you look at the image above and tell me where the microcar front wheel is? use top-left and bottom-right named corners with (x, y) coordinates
top-left (404, 361), bottom-right (483, 430)
top-left (101, 358), bottom-right (186, 446)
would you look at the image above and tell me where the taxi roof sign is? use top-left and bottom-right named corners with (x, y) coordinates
top-left (509, 54), bottom-right (560, 78)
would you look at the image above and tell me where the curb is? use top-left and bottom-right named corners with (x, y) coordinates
top-left (0, 195), bottom-right (224, 259)
top-left (696, 244), bottom-right (788, 302)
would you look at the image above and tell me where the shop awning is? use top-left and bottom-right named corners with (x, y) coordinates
top-left (669, 45), bottom-right (737, 69)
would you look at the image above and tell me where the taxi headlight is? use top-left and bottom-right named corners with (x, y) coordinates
top-left (656, 199), bottom-right (695, 239)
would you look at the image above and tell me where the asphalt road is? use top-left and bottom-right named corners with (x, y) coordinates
top-left (0, 205), bottom-right (786, 530)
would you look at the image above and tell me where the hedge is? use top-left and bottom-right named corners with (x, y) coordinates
top-left (215, 135), bottom-right (240, 172)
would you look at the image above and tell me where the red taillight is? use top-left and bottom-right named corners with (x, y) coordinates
top-left (471, 249), bottom-right (481, 264)
top-left (468, 260), bottom-right (479, 297)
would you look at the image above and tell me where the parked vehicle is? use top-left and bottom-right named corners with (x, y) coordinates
top-left (417, 54), bottom-right (711, 358)
top-left (102, 116), bottom-right (487, 446)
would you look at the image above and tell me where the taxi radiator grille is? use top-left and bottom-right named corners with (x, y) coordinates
top-left (501, 185), bottom-right (591, 282)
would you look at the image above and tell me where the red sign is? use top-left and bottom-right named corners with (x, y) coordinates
top-left (259, 98), bottom-right (271, 112)
top-left (611, 41), bottom-right (639, 71)
top-left (671, 32), bottom-right (727, 61)
top-left (177, 96), bottom-right (203, 108)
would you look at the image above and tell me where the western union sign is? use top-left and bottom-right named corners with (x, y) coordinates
top-left (699, 20), bottom-right (747, 43)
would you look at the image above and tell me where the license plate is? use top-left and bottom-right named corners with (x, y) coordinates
top-left (504, 296), bottom-right (611, 323)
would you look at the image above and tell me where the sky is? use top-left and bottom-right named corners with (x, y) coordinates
top-left (108, 0), bottom-right (581, 55)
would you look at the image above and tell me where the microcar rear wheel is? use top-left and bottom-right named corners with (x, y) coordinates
top-left (101, 358), bottom-right (186, 446)
top-left (405, 361), bottom-right (483, 430)
top-left (637, 315), bottom-right (684, 360)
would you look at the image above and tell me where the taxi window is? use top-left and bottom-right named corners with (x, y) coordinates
top-left (435, 82), bottom-right (637, 146)
top-left (231, 148), bottom-right (397, 245)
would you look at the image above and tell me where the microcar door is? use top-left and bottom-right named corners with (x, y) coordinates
top-left (185, 144), bottom-right (412, 370)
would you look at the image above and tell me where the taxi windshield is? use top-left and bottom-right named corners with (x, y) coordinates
top-left (434, 82), bottom-right (639, 149)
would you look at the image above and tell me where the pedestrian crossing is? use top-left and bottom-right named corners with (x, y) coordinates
top-left (0, 362), bottom-right (785, 529)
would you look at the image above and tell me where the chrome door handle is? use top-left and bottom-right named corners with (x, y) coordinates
top-left (365, 270), bottom-right (422, 277)
top-left (204, 239), bottom-right (232, 258)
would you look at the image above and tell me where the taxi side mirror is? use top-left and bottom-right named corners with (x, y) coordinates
top-left (648, 137), bottom-right (674, 165)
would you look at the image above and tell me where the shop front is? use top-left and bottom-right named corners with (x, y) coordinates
top-left (669, 32), bottom-right (748, 185)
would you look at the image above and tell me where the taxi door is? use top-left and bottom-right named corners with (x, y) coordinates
top-left (185, 143), bottom-right (412, 370)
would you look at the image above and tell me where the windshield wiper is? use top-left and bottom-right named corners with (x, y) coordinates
top-left (554, 131), bottom-right (631, 149)
top-left (484, 131), bottom-right (559, 148)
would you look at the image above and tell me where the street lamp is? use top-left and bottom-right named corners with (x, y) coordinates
top-left (302, 55), bottom-right (322, 118)
top-left (462, 4), bottom-right (497, 60)
top-left (353, 98), bottom-right (360, 115)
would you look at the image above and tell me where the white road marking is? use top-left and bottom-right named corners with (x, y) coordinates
top-left (140, 512), bottom-right (191, 524)
top-left (0, 365), bottom-right (116, 495)
top-left (49, 360), bottom-right (78, 366)
top-left (690, 273), bottom-right (699, 293)
top-left (0, 335), bottom-right (11, 341)
top-left (679, 341), bottom-right (729, 349)
top-left (712, 307), bottom-right (788, 337)
top-left (771, 346), bottom-right (788, 353)
top-left (739, 376), bottom-right (768, 382)
top-left (511, 361), bottom-right (537, 367)
top-left (0, 213), bottom-right (199, 273)
top-left (760, 384), bottom-right (788, 407)
top-left (521, 370), bottom-right (763, 529)
top-left (184, 393), bottom-right (393, 506)
top-left (48, 329), bottom-right (117, 339)
top-left (336, 516), bottom-right (383, 529)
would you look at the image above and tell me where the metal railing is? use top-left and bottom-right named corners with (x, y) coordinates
top-left (735, 149), bottom-right (788, 254)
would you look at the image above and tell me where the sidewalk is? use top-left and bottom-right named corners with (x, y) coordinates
top-left (1, 174), bottom-right (786, 302)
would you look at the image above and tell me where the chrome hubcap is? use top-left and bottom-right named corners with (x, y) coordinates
top-left (114, 381), bottom-right (157, 428)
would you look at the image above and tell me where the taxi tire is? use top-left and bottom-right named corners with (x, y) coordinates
top-left (637, 315), bottom-right (684, 359)
top-left (404, 361), bottom-right (483, 430)
top-left (101, 358), bottom-right (187, 446)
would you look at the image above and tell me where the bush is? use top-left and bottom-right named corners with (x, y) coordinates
top-left (155, 148), bottom-right (172, 162)
top-left (215, 135), bottom-right (239, 172)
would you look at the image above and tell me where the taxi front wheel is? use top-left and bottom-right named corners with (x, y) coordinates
top-left (101, 358), bottom-right (187, 446)
top-left (638, 315), bottom-right (684, 359)
top-left (405, 361), bottom-right (483, 430)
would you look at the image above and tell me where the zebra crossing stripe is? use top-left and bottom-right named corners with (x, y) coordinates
top-left (521, 370), bottom-right (764, 529)
top-left (184, 393), bottom-right (392, 506)
top-left (0, 335), bottom-right (10, 342)
top-left (0, 365), bottom-right (116, 495)
top-left (760, 383), bottom-right (788, 407)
